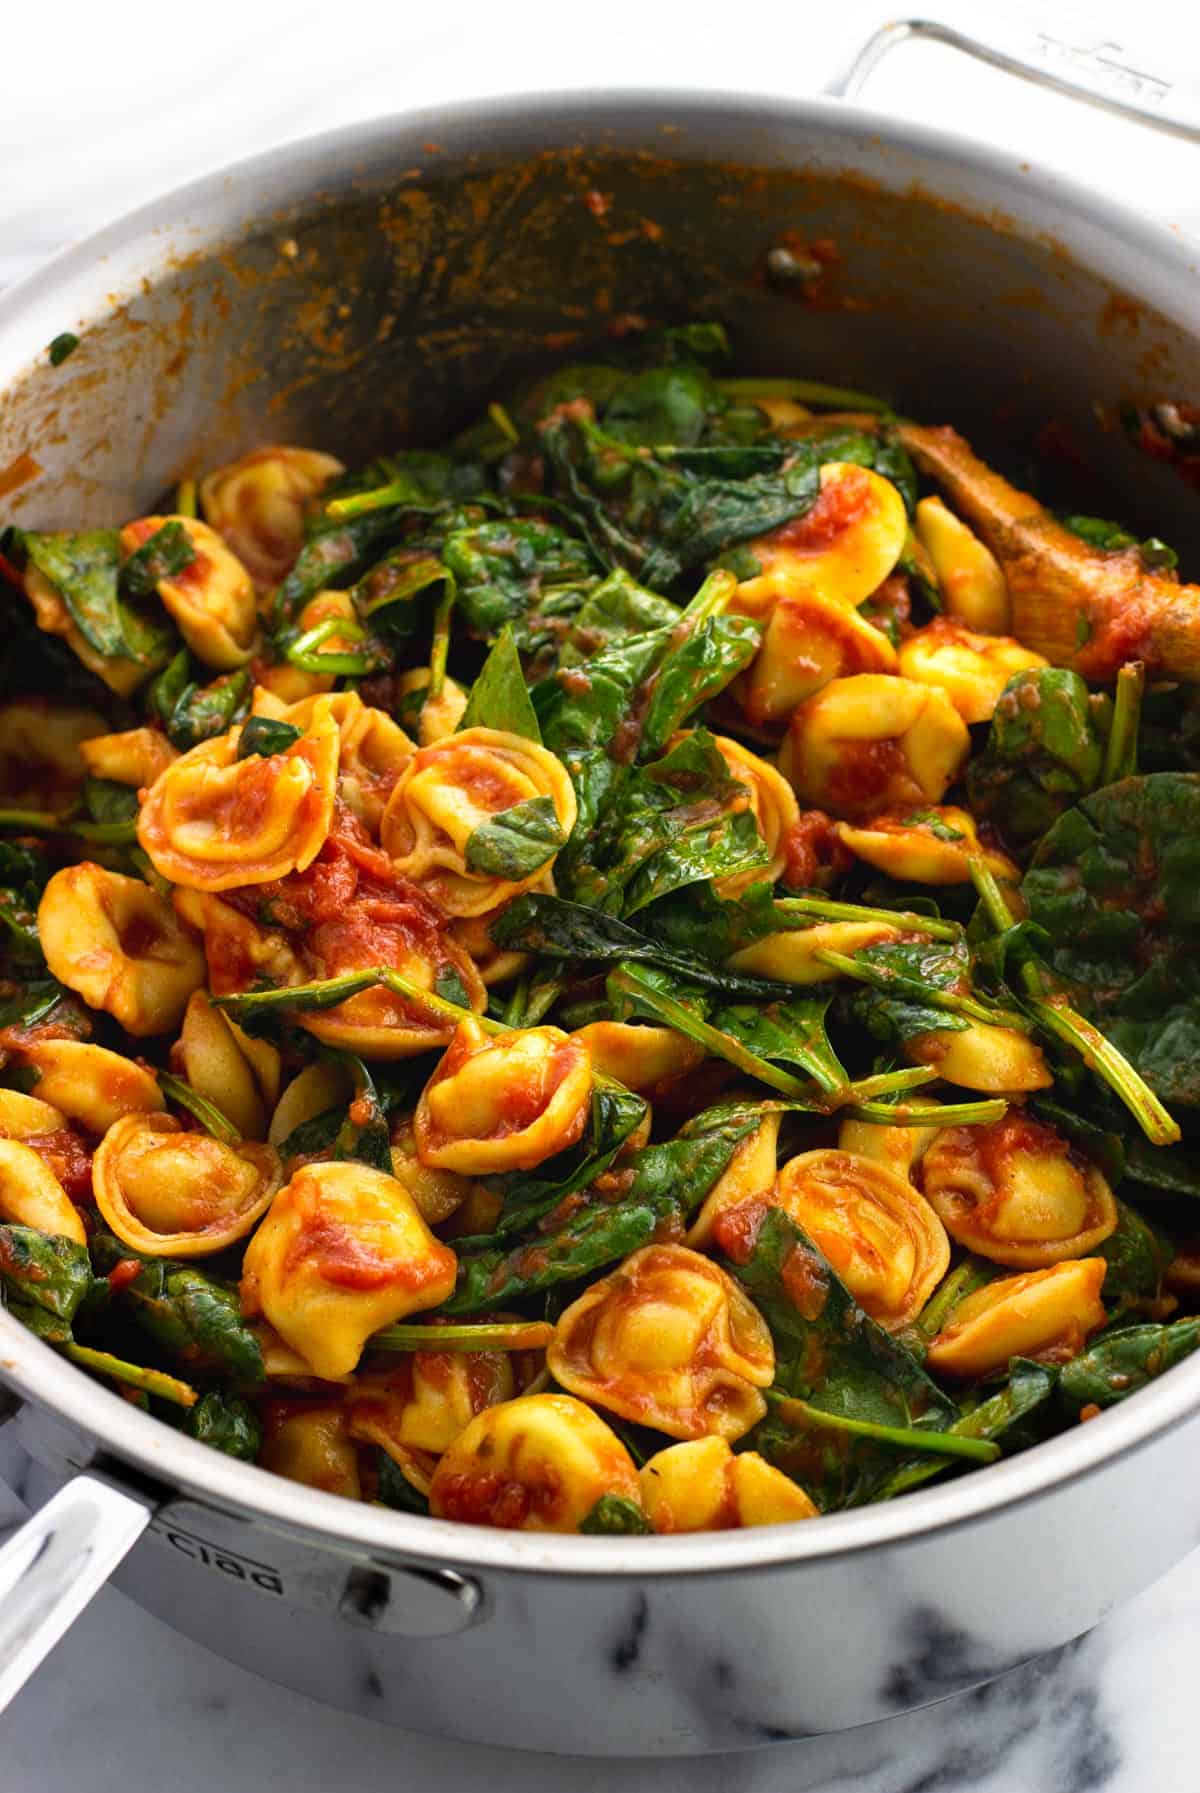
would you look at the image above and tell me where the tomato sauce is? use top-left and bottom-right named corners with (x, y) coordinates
top-left (771, 465), bottom-right (873, 553)
top-left (781, 808), bottom-right (846, 888)
top-left (781, 1242), bottom-right (831, 1320)
top-left (22, 1129), bottom-right (93, 1203)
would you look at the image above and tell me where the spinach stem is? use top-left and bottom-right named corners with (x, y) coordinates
top-left (1101, 660), bottom-right (1144, 787)
top-left (714, 377), bottom-right (892, 413)
top-left (768, 1394), bottom-right (1000, 1463)
top-left (370, 1320), bottom-right (553, 1353)
top-left (813, 947), bottom-right (1033, 1032)
top-left (64, 1342), bottom-right (197, 1409)
top-left (175, 477), bottom-right (198, 518)
top-left (843, 1096), bottom-right (1006, 1128)
top-left (158, 1072), bottom-right (241, 1145)
top-left (773, 895), bottom-right (960, 941)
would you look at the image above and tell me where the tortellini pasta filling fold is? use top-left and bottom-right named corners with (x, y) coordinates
top-left (139, 698), bottom-right (339, 890)
top-left (428, 1392), bottom-right (642, 1532)
top-left (240, 1162), bottom-right (458, 1379)
top-left (926, 1258), bottom-right (1108, 1378)
top-left (0, 1137), bottom-right (86, 1245)
top-left (93, 1112), bottom-right (282, 1257)
top-left (199, 444), bottom-right (345, 591)
top-left (780, 673), bottom-right (970, 820)
top-left (639, 1437), bottom-right (818, 1532)
top-left (919, 1112), bottom-right (1119, 1268)
top-left (39, 862), bottom-right (206, 1036)
top-left (119, 515), bottom-right (258, 670)
top-left (415, 1018), bottom-right (592, 1175)
top-left (548, 1243), bottom-right (775, 1441)
top-left (380, 726), bottom-right (577, 917)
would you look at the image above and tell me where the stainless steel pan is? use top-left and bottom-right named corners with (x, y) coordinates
top-left (2, 13), bottom-right (1200, 1756)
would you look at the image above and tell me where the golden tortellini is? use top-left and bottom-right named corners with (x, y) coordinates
top-left (919, 1113), bottom-right (1119, 1268)
top-left (779, 674), bottom-right (970, 820)
top-left (259, 1403), bottom-right (362, 1501)
top-left (199, 444), bottom-right (345, 590)
top-left (348, 1340), bottom-right (516, 1458)
top-left (0, 1089), bottom-right (70, 1139)
top-left (393, 669), bottom-right (469, 745)
top-left (687, 1110), bottom-right (780, 1250)
top-left (914, 495), bottom-right (1010, 634)
top-left (925, 1258), bottom-right (1108, 1378)
top-left (738, 590), bottom-right (898, 726)
top-left (837, 1108), bottom-right (941, 1185)
top-left (572, 1021), bottom-right (706, 1096)
top-left (640, 1437), bottom-right (818, 1532)
top-left (138, 699), bottom-right (339, 890)
top-left (835, 806), bottom-right (1019, 887)
top-left (380, 726), bottom-right (577, 917)
top-left (771, 1149), bottom-right (950, 1331)
top-left (548, 1244), bottom-right (775, 1441)
top-left (905, 1016), bottom-right (1053, 1094)
top-left (268, 1060), bottom-right (352, 1153)
top-left (175, 988), bottom-right (277, 1141)
top-left (732, 463), bottom-right (908, 622)
top-left (38, 863), bottom-right (206, 1035)
top-left (93, 1112), bottom-right (282, 1257)
top-left (428, 1392), bottom-right (641, 1532)
top-left (0, 699), bottom-right (107, 807)
top-left (415, 1018), bottom-right (592, 1175)
top-left (79, 724), bottom-right (177, 788)
top-left (0, 1137), bottom-right (86, 1245)
top-left (240, 1162), bottom-right (458, 1380)
top-left (897, 618), bottom-right (1047, 723)
top-left (253, 591), bottom-right (357, 704)
top-left (387, 1114), bottom-right (474, 1226)
top-left (119, 516), bottom-right (257, 670)
top-left (726, 919), bottom-right (900, 985)
top-left (266, 688), bottom-right (414, 836)
top-left (16, 1040), bottom-right (164, 1135)
top-left (702, 733), bottom-right (799, 894)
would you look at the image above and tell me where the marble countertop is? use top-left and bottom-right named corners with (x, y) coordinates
top-left (4, 3), bottom-right (1200, 1788)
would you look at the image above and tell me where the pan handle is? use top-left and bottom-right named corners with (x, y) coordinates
top-left (824, 10), bottom-right (1200, 143)
top-left (0, 1471), bottom-right (153, 1713)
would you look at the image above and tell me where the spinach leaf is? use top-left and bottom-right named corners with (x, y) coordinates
top-left (465, 796), bottom-right (566, 880)
top-left (82, 777), bottom-right (139, 831)
top-left (488, 892), bottom-right (793, 1000)
top-left (276, 1058), bottom-right (392, 1174)
top-left (149, 655), bottom-right (251, 750)
top-left (237, 716), bottom-right (303, 761)
top-left (872, 1359), bottom-right (1058, 1500)
top-left (184, 1391), bottom-right (262, 1461)
top-left (442, 1111), bottom-right (757, 1314)
top-left (557, 569), bottom-right (680, 665)
top-left (636, 614), bottom-right (760, 760)
top-left (19, 530), bottom-right (174, 671)
top-left (47, 332), bottom-right (79, 366)
top-left (273, 510), bottom-right (409, 625)
top-left (1123, 1135), bottom-right (1200, 1200)
top-left (443, 519), bottom-right (595, 642)
top-left (1097, 1197), bottom-right (1173, 1312)
top-left (0, 1225), bottom-right (92, 1325)
top-left (967, 668), bottom-right (1105, 846)
top-left (579, 1494), bottom-right (652, 1535)
top-left (458, 625), bottom-right (542, 742)
top-left (1022, 773), bottom-right (1200, 1105)
top-left (121, 520), bottom-right (195, 596)
top-left (377, 1452), bottom-right (430, 1515)
top-left (92, 1240), bottom-right (264, 1387)
top-left (534, 627), bottom-right (669, 753)
top-left (729, 1210), bottom-right (958, 1509)
top-left (470, 1081), bottom-right (649, 1246)
top-left (1058, 1319), bottom-right (1200, 1410)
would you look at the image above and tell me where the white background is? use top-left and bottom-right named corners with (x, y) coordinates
top-left (4, 2), bottom-right (1200, 1789)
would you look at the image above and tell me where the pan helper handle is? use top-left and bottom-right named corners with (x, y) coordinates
top-left (0, 1471), bottom-right (153, 1713)
top-left (824, 7), bottom-right (1200, 143)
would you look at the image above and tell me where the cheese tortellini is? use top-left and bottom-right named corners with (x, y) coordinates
top-left (835, 806), bottom-right (1019, 886)
top-left (415, 1018), bottom-right (592, 1174)
top-left (14, 1041), bottom-right (164, 1134)
top-left (39, 863), bottom-right (206, 1035)
top-left (771, 1149), bottom-right (950, 1331)
top-left (380, 727), bottom-right (577, 917)
top-left (348, 1339), bottom-right (517, 1461)
top-left (199, 444), bottom-right (345, 590)
top-left (898, 618), bottom-right (1047, 723)
top-left (119, 516), bottom-right (258, 670)
top-left (738, 591), bottom-right (898, 726)
top-left (926, 1258), bottom-right (1108, 1378)
top-left (0, 1137), bottom-right (86, 1245)
top-left (428, 1393), bottom-right (641, 1531)
top-left (262, 689), bottom-right (414, 835)
top-left (780, 674), bottom-right (970, 819)
top-left (914, 495), bottom-right (1010, 633)
top-left (139, 699), bottom-right (339, 890)
top-left (93, 1112), bottom-right (282, 1256)
top-left (640, 1437), bottom-right (818, 1532)
top-left (548, 1244), bottom-right (775, 1441)
top-left (732, 463), bottom-right (908, 622)
top-left (919, 1113), bottom-right (1118, 1268)
top-left (703, 733), bottom-right (800, 894)
top-left (240, 1162), bottom-right (458, 1379)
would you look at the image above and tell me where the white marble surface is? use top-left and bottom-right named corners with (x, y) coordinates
top-left (5, 1), bottom-right (1200, 1787)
